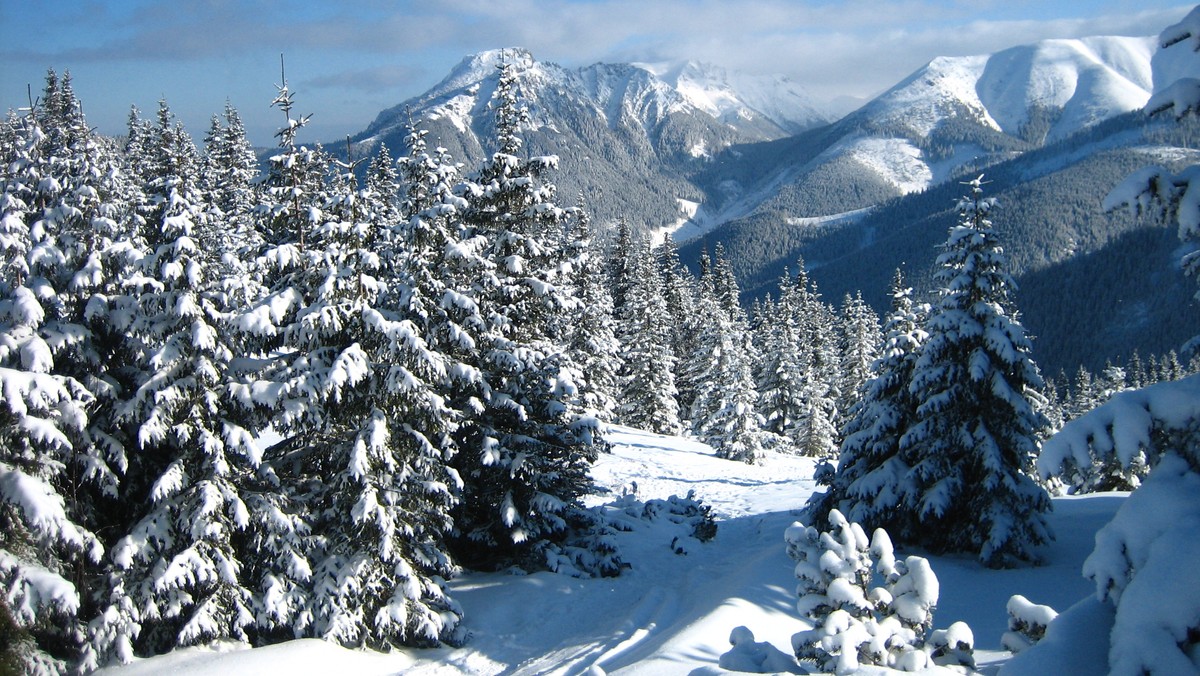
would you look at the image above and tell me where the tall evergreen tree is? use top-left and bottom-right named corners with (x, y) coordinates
top-left (562, 207), bottom-right (621, 421)
top-left (0, 87), bottom-right (107, 672)
top-left (902, 176), bottom-right (1052, 567)
top-left (806, 270), bottom-right (927, 536)
top-left (688, 248), bottom-right (772, 463)
top-left (617, 234), bottom-right (683, 435)
top-left (449, 62), bottom-right (614, 575)
top-left (87, 101), bottom-right (261, 665)
top-left (755, 270), bottom-right (807, 446)
top-left (202, 102), bottom-right (262, 262)
top-left (838, 291), bottom-right (882, 416)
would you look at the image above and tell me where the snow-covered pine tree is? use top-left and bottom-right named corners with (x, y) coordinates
top-left (754, 269), bottom-right (807, 447)
top-left (234, 78), bottom-right (465, 647)
top-left (201, 102), bottom-right (262, 262)
top-left (786, 510), bottom-right (944, 673)
top-left (1127, 350), bottom-right (1146, 389)
top-left (448, 61), bottom-right (614, 576)
top-left (658, 233), bottom-right (697, 378)
top-left (770, 261), bottom-right (842, 460)
top-left (562, 205), bottom-right (621, 421)
top-left (688, 247), bottom-right (772, 463)
top-left (838, 291), bottom-right (881, 416)
top-left (806, 270), bottom-right (927, 537)
top-left (85, 101), bottom-right (261, 666)
top-left (365, 143), bottom-right (401, 228)
top-left (902, 176), bottom-right (1052, 568)
top-left (605, 218), bottom-right (635, 317)
top-left (0, 70), bottom-right (137, 673)
top-left (616, 232), bottom-right (683, 435)
top-left (227, 71), bottom-right (324, 642)
top-left (1065, 365), bottom-right (1099, 420)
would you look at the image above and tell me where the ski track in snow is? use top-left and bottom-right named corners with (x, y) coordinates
top-left (98, 424), bottom-right (1124, 676)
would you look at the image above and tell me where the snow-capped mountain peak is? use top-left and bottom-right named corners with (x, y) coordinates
top-left (636, 59), bottom-right (834, 134)
top-left (861, 35), bottom-right (1156, 142)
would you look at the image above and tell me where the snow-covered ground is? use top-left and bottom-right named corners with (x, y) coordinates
top-left (96, 425), bottom-right (1124, 676)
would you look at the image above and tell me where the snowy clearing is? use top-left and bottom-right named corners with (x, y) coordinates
top-left (96, 425), bottom-right (1123, 676)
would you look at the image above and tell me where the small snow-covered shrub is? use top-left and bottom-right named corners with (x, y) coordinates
top-left (547, 507), bottom-right (626, 578)
top-left (1002, 594), bottom-right (1057, 654)
top-left (719, 626), bottom-right (802, 674)
top-left (785, 509), bottom-right (957, 673)
top-left (640, 491), bottom-right (718, 543)
top-left (929, 621), bottom-right (975, 668)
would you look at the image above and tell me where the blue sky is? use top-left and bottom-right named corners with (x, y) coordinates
top-left (1, 1), bottom-right (1192, 146)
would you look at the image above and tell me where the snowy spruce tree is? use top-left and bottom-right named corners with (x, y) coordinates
top-left (902, 176), bottom-right (1052, 567)
top-left (757, 260), bottom-right (842, 459)
top-left (616, 232), bottom-right (683, 435)
top-left (658, 233), bottom-right (699, 397)
top-left (85, 101), bottom-right (261, 666)
top-left (838, 291), bottom-right (881, 416)
top-left (232, 77), bottom-right (465, 648)
top-left (687, 247), bottom-right (772, 463)
top-left (807, 270), bottom-right (928, 537)
top-left (201, 102), bottom-right (263, 282)
top-left (562, 205), bottom-right (621, 421)
top-left (754, 269), bottom-right (808, 446)
top-left (0, 70), bottom-right (138, 672)
top-left (448, 61), bottom-right (616, 576)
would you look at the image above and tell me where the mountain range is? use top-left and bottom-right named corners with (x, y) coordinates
top-left (342, 28), bottom-right (1200, 376)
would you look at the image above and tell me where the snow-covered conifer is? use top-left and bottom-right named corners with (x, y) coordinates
top-left (806, 270), bottom-right (927, 536)
top-left (686, 247), bottom-right (773, 462)
top-left (202, 102), bottom-right (262, 262)
top-left (786, 510), bottom-right (946, 673)
top-left (448, 62), bottom-right (613, 575)
top-left (902, 176), bottom-right (1052, 567)
top-left (86, 102), bottom-right (261, 665)
top-left (0, 69), bottom-right (137, 672)
top-left (616, 233), bottom-right (682, 434)
top-left (232, 80), bottom-right (465, 647)
top-left (563, 207), bottom-right (621, 420)
top-left (754, 270), bottom-right (807, 446)
top-left (837, 291), bottom-right (881, 415)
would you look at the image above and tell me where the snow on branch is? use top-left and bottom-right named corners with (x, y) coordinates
top-left (1145, 78), bottom-right (1200, 119)
top-left (1038, 374), bottom-right (1200, 479)
top-left (1160, 6), bottom-right (1200, 51)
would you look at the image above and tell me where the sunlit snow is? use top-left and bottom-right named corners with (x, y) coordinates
top-left (97, 424), bottom-right (1124, 675)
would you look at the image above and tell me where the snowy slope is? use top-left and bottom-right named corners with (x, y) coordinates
top-left (97, 424), bottom-right (1126, 676)
top-left (676, 33), bottom-right (1162, 246)
top-left (862, 36), bottom-right (1155, 142)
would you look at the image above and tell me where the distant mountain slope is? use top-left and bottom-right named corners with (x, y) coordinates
top-left (682, 35), bottom-right (1159, 241)
top-left (683, 111), bottom-right (1200, 376)
top-left (346, 48), bottom-right (834, 231)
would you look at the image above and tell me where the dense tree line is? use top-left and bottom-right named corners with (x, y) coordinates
top-left (0, 66), bottom-right (619, 671)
